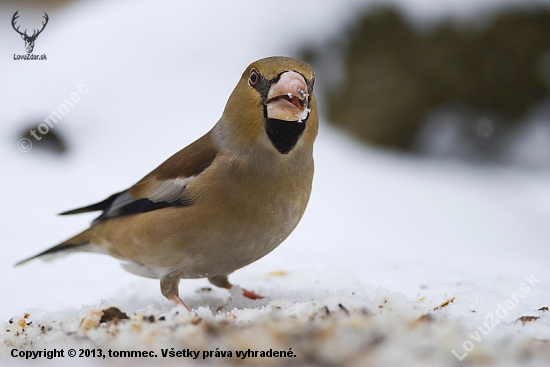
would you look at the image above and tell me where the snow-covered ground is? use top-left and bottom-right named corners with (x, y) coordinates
top-left (1, 1), bottom-right (550, 366)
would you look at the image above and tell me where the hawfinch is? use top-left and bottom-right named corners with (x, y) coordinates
top-left (16, 56), bottom-right (318, 310)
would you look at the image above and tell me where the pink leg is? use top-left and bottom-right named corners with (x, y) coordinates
top-left (208, 275), bottom-right (264, 300)
top-left (241, 287), bottom-right (264, 300)
top-left (170, 295), bottom-right (190, 311)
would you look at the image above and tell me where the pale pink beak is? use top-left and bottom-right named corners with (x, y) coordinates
top-left (265, 71), bottom-right (310, 122)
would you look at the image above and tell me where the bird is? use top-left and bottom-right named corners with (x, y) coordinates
top-left (16, 56), bottom-right (318, 310)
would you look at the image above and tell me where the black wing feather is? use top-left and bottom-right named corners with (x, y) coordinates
top-left (60, 190), bottom-right (190, 225)
top-left (92, 196), bottom-right (189, 224)
top-left (59, 192), bottom-right (123, 215)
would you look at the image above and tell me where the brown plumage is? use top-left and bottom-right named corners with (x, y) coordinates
top-left (16, 56), bottom-right (318, 309)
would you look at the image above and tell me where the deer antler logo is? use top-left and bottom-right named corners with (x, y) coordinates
top-left (12, 11), bottom-right (49, 54)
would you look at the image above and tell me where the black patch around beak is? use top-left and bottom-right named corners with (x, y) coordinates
top-left (265, 118), bottom-right (306, 154)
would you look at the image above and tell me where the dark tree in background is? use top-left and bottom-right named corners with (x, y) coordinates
top-left (305, 7), bottom-right (550, 153)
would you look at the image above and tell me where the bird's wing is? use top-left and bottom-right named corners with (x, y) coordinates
top-left (60, 132), bottom-right (218, 223)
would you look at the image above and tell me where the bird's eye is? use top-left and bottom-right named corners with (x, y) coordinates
top-left (249, 70), bottom-right (259, 86)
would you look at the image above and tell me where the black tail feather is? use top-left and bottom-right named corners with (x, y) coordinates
top-left (15, 243), bottom-right (87, 266)
top-left (59, 192), bottom-right (122, 215)
top-left (15, 228), bottom-right (93, 266)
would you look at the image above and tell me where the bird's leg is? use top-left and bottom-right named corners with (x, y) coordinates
top-left (170, 295), bottom-right (190, 311)
top-left (161, 275), bottom-right (190, 310)
top-left (208, 275), bottom-right (264, 300)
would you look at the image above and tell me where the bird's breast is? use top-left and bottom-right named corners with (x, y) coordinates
top-left (183, 151), bottom-right (314, 276)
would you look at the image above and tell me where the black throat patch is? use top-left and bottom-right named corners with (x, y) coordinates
top-left (265, 118), bottom-right (306, 154)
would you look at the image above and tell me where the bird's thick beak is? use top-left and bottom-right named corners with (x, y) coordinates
top-left (264, 71), bottom-right (310, 122)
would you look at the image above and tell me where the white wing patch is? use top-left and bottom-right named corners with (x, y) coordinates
top-left (147, 177), bottom-right (194, 203)
top-left (105, 191), bottom-right (135, 214)
top-left (94, 176), bottom-right (195, 223)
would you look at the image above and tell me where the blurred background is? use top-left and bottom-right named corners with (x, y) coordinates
top-left (304, 4), bottom-right (550, 166)
top-left (4, 0), bottom-right (550, 164)
top-left (1, 0), bottom-right (550, 319)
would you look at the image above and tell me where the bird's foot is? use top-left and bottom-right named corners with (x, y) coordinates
top-left (241, 288), bottom-right (264, 300)
top-left (170, 295), bottom-right (190, 311)
top-left (208, 275), bottom-right (264, 300)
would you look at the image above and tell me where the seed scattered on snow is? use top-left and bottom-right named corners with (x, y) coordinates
top-left (196, 287), bottom-right (213, 293)
top-left (100, 307), bottom-right (129, 324)
top-left (2, 290), bottom-right (549, 365)
top-left (517, 316), bottom-right (540, 324)
top-left (434, 297), bottom-right (455, 310)
top-left (338, 304), bottom-right (349, 315)
top-left (267, 270), bottom-right (288, 277)
top-left (17, 319), bottom-right (26, 329)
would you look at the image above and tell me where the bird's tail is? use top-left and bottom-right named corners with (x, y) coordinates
top-left (15, 228), bottom-right (95, 266)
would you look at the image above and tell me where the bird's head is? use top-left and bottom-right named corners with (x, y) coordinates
top-left (218, 57), bottom-right (318, 155)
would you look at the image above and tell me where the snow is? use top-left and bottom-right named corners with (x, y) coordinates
top-left (1, 0), bottom-right (550, 366)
